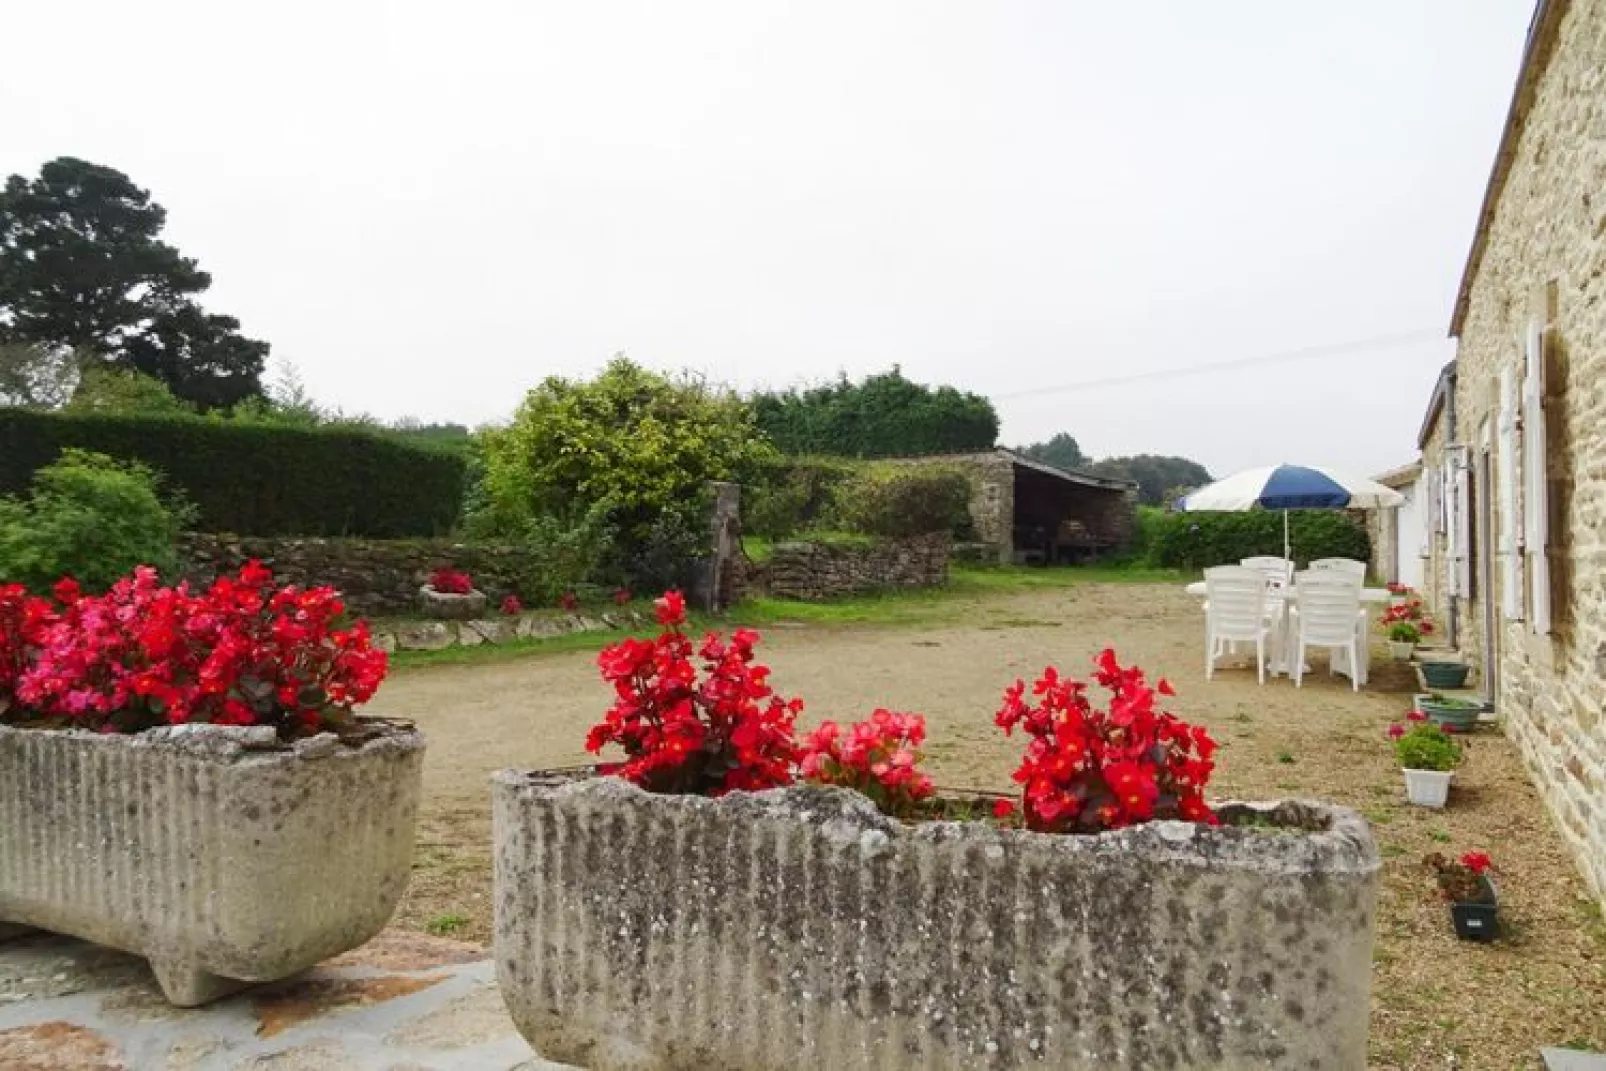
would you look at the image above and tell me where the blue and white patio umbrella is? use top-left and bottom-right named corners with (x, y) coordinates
top-left (1177, 464), bottom-right (1404, 560)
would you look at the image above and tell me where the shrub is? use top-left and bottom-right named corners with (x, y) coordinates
top-left (1144, 509), bottom-right (1369, 569)
top-left (0, 409), bottom-right (467, 537)
top-left (511, 504), bottom-right (616, 603)
top-left (0, 449), bottom-right (192, 592)
top-left (476, 357), bottom-right (773, 585)
top-left (994, 650), bottom-right (1217, 832)
top-left (835, 465), bottom-right (971, 539)
top-left (585, 591), bottom-right (803, 795)
top-left (1425, 851), bottom-right (1495, 902)
top-left (1390, 720), bottom-right (1462, 771)
top-left (800, 710), bottom-right (935, 817)
top-left (11, 562), bottom-right (387, 737)
top-left (742, 456), bottom-right (856, 539)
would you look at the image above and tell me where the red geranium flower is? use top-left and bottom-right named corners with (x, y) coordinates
top-left (429, 567), bottom-right (473, 595)
top-left (1460, 851), bottom-right (1493, 874)
top-left (558, 591), bottom-right (580, 612)
top-left (613, 588), bottom-right (632, 606)
top-left (800, 709), bottom-right (934, 817)
top-left (992, 798), bottom-right (1017, 820)
top-left (500, 595), bottom-right (523, 615)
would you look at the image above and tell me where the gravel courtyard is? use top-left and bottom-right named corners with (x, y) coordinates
top-left (377, 580), bottom-right (1606, 1070)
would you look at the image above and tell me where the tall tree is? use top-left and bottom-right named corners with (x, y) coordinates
top-left (0, 157), bottom-right (267, 408)
top-left (1018, 432), bottom-right (1086, 472)
top-left (1086, 454), bottom-right (1213, 507)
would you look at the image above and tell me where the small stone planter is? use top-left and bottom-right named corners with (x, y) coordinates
top-left (1403, 767), bottom-right (1453, 808)
top-left (0, 721), bottom-right (425, 1006)
top-left (493, 774), bottom-right (1380, 1070)
top-left (1387, 640), bottom-right (1416, 661)
top-left (417, 585), bottom-right (488, 620)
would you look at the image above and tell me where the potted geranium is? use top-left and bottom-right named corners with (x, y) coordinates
top-left (1387, 621), bottom-right (1422, 660)
top-left (0, 564), bottom-right (423, 1006)
top-left (418, 566), bottom-right (487, 619)
top-left (1426, 851), bottom-right (1499, 941)
top-left (492, 592), bottom-right (1380, 1070)
top-left (1390, 715), bottom-right (1462, 808)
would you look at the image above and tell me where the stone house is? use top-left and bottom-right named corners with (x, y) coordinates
top-left (1364, 461), bottom-right (1424, 591)
top-left (897, 449), bottom-right (1137, 565)
top-left (1415, 0), bottom-right (1605, 905)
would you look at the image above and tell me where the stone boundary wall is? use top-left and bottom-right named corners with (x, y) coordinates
top-left (372, 610), bottom-right (647, 654)
top-left (748, 533), bottom-right (950, 601)
top-left (177, 534), bottom-right (530, 616)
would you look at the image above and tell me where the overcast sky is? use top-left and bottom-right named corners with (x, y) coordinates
top-left (3, 1), bottom-right (1534, 476)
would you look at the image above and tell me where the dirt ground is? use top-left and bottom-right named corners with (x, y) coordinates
top-left (377, 581), bottom-right (1606, 1070)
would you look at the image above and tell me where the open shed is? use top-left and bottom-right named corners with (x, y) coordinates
top-left (899, 449), bottom-right (1139, 565)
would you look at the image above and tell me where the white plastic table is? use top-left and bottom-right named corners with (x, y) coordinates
top-left (1184, 582), bottom-right (1390, 678)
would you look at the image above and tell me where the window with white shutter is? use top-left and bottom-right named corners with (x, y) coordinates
top-left (1498, 369), bottom-right (1522, 619)
top-left (1523, 319), bottom-right (1551, 634)
top-left (1444, 460), bottom-right (1461, 597)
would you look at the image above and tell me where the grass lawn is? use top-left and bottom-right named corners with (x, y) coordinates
top-left (386, 562), bottom-right (1184, 670)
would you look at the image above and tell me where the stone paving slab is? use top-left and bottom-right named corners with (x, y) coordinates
top-left (0, 929), bottom-right (576, 1070)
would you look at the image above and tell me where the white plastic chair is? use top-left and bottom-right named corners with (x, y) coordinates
top-left (1240, 556), bottom-right (1294, 590)
top-left (1289, 571), bottom-right (1366, 690)
top-left (1204, 565), bottom-right (1272, 685)
top-left (1310, 558), bottom-right (1366, 583)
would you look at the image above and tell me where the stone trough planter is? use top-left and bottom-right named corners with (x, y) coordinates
top-left (493, 774), bottom-right (1381, 1070)
top-left (0, 721), bottom-right (425, 1006)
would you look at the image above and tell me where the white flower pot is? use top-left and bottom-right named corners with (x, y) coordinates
top-left (1387, 640), bottom-right (1417, 661)
top-left (1403, 767), bottom-right (1453, 808)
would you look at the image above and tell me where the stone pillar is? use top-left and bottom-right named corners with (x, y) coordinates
top-left (697, 481), bottom-right (742, 611)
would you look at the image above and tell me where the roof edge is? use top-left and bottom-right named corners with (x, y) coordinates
top-left (1449, 0), bottom-right (1570, 337)
top-left (1417, 361), bottom-right (1457, 449)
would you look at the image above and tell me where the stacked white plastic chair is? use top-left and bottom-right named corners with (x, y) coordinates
top-left (1240, 556), bottom-right (1294, 589)
top-left (1310, 558), bottom-right (1366, 582)
top-left (1204, 565), bottom-right (1272, 685)
top-left (1289, 570), bottom-right (1368, 690)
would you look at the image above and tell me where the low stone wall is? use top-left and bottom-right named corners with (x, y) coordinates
top-left (372, 610), bottom-right (647, 653)
top-left (177, 534), bottom-right (530, 616)
top-left (750, 533), bottom-right (950, 601)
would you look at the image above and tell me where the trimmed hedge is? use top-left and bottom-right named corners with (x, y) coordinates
top-left (1145, 509), bottom-right (1369, 570)
top-left (0, 409), bottom-right (467, 537)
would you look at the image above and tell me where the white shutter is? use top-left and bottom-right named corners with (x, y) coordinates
top-left (1524, 319), bottom-right (1551, 634)
top-left (1454, 462), bottom-right (1472, 598)
top-left (1417, 478), bottom-right (1431, 558)
top-left (1443, 461), bottom-right (1460, 597)
top-left (1498, 368), bottom-right (1523, 619)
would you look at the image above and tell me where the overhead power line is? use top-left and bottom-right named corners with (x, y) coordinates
top-left (992, 328), bottom-right (1445, 401)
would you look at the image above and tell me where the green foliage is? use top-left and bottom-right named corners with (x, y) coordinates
top-left (1395, 723), bottom-right (1462, 772)
top-left (0, 449), bottom-right (192, 591)
top-left (65, 367), bottom-right (192, 416)
top-left (0, 157), bottom-right (267, 408)
top-left (0, 409), bottom-right (466, 538)
top-left (1144, 509), bottom-right (1369, 569)
top-left (1017, 432), bottom-right (1085, 471)
top-left (1086, 454), bottom-right (1212, 506)
top-left (751, 367), bottom-right (997, 458)
top-left (0, 342), bottom-right (77, 408)
top-left (742, 456), bottom-right (858, 539)
top-left (836, 465), bottom-right (972, 539)
top-left (514, 504), bottom-right (617, 602)
top-left (477, 357), bottom-right (773, 584)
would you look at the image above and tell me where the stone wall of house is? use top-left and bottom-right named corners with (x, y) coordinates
top-left (177, 534), bottom-right (532, 616)
top-left (882, 452), bottom-right (1015, 562)
top-left (747, 534), bottom-right (951, 601)
top-left (1445, 0), bottom-right (1606, 906)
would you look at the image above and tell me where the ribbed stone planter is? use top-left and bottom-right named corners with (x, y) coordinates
top-left (418, 586), bottom-right (488, 620)
top-left (493, 774), bottom-right (1380, 1071)
top-left (0, 721), bottom-right (425, 1006)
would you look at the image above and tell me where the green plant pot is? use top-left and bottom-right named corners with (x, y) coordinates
top-left (1416, 694), bottom-right (1483, 731)
top-left (1419, 661), bottom-right (1471, 689)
